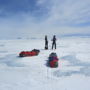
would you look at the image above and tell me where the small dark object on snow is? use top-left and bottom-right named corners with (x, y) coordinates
top-left (19, 49), bottom-right (40, 57)
top-left (45, 46), bottom-right (48, 50)
top-left (48, 52), bottom-right (59, 68)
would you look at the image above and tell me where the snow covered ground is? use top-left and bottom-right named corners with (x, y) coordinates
top-left (0, 37), bottom-right (90, 90)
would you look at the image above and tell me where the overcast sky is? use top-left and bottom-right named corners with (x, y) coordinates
top-left (0, 0), bottom-right (90, 39)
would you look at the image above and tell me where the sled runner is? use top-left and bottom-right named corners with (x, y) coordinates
top-left (19, 49), bottom-right (40, 57)
top-left (48, 52), bottom-right (59, 68)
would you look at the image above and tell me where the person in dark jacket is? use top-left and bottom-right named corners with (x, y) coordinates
top-left (45, 35), bottom-right (48, 50)
top-left (52, 35), bottom-right (57, 49)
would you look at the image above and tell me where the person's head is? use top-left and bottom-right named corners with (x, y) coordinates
top-left (45, 35), bottom-right (47, 39)
top-left (53, 35), bottom-right (56, 38)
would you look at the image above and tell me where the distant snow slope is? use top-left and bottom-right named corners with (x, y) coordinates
top-left (0, 37), bottom-right (90, 90)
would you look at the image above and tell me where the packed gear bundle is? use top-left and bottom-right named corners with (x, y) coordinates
top-left (19, 49), bottom-right (40, 57)
top-left (48, 52), bottom-right (59, 68)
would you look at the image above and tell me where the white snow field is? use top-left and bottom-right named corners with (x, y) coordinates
top-left (0, 37), bottom-right (90, 90)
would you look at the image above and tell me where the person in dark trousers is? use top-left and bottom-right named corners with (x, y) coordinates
top-left (52, 35), bottom-right (56, 49)
top-left (45, 35), bottom-right (48, 50)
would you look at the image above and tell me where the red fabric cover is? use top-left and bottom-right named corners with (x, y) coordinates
top-left (49, 60), bottom-right (58, 67)
top-left (19, 51), bottom-right (38, 57)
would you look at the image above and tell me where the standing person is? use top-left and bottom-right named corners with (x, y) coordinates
top-left (52, 35), bottom-right (57, 49)
top-left (45, 35), bottom-right (48, 50)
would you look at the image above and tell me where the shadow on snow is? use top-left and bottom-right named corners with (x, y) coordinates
top-left (0, 54), bottom-right (24, 67)
top-left (53, 55), bottom-right (90, 77)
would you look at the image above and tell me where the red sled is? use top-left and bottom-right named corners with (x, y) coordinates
top-left (19, 49), bottom-right (40, 57)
